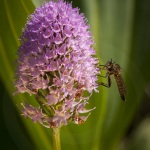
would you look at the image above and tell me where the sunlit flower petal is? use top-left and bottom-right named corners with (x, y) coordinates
top-left (14, 0), bottom-right (99, 128)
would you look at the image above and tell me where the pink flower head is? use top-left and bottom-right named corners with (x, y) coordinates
top-left (15, 0), bottom-right (99, 128)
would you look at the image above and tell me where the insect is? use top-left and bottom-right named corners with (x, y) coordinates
top-left (98, 59), bottom-right (127, 101)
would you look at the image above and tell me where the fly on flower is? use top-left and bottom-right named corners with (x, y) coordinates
top-left (98, 59), bottom-right (127, 101)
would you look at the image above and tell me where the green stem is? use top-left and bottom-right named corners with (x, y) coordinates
top-left (52, 128), bottom-right (61, 150)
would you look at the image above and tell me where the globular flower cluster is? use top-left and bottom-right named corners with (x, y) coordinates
top-left (15, 0), bottom-right (99, 128)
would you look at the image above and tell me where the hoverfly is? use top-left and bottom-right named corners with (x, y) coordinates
top-left (98, 59), bottom-right (127, 101)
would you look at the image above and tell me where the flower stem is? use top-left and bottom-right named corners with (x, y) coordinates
top-left (52, 128), bottom-right (61, 150)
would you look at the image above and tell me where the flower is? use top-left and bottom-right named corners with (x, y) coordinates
top-left (14, 0), bottom-right (99, 128)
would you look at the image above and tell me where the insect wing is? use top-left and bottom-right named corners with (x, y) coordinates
top-left (114, 74), bottom-right (127, 101)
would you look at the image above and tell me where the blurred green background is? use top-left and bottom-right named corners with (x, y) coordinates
top-left (0, 0), bottom-right (150, 149)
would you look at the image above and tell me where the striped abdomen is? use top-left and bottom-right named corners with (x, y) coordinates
top-left (114, 74), bottom-right (127, 101)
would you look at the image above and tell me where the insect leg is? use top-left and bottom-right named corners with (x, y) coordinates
top-left (98, 74), bottom-right (108, 78)
top-left (99, 64), bottom-right (107, 70)
top-left (98, 74), bottom-right (111, 88)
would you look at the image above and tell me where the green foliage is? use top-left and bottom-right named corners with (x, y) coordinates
top-left (0, 0), bottom-right (150, 150)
